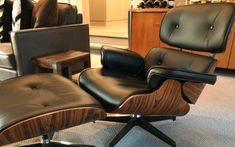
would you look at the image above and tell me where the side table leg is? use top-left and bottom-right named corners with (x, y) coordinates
top-left (52, 63), bottom-right (62, 75)
top-left (35, 66), bottom-right (42, 73)
top-left (84, 59), bottom-right (91, 68)
top-left (67, 67), bottom-right (73, 79)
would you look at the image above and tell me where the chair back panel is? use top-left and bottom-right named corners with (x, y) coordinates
top-left (160, 3), bottom-right (235, 53)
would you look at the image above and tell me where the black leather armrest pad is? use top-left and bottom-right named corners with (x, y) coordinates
top-left (147, 66), bottom-right (217, 85)
top-left (101, 45), bottom-right (145, 75)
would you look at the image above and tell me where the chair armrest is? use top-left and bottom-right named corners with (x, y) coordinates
top-left (101, 45), bottom-right (145, 75)
top-left (147, 66), bottom-right (216, 89)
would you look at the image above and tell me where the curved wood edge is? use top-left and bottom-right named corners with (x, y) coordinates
top-left (182, 62), bottom-right (217, 104)
top-left (111, 80), bottom-right (190, 116)
top-left (0, 107), bottom-right (106, 146)
top-left (182, 82), bottom-right (206, 104)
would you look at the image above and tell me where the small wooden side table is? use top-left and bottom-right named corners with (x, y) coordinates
top-left (33, 50), bottom-right (90, 79)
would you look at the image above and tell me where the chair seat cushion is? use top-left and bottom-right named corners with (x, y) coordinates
top-left (0, 74), bottom-right (102, 132)
top-left (0, 43), bottom-right (16, 69)
top-left (79, 68), bottom-right (151, 110)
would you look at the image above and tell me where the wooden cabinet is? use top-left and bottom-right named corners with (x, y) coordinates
top-left (129, 9), bottom-right (168, 56)
top-left (228, 26), bottom-right (235, 69)
top-left (129, 8), bottom-right (235, 69)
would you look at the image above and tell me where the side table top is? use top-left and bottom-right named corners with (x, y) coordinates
top-left (33, 50), bottom-right (90, 69)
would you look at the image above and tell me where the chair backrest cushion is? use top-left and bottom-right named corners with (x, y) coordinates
top-left (160, 3), bottom-right (235, 53)
top-left (145, 48), bottom-right (217, 74)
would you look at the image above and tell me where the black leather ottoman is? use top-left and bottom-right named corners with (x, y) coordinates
top-left (0, 74), bottom-right (106, 146)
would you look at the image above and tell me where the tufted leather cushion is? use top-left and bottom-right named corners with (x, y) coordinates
top-left (0, 74), bottom-right (101, 131)
top-left (79, 68), bottom-right (151, 110)
top-left (31, 0), bottom-right (58, 28)
top-left (145, 48), bottom-right (216, 74)
top-left (160, 3), bottom-right (235, 53)
top-left (0, 43), bottom-right (16, 69)
top-left (101, 45), bottom-right (145, 76)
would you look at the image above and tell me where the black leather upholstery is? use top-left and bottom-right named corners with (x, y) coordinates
top-left (0, 74), bottom-right (101, 131)
top-left (78, 4), bottom-right (235, 146)
top-left (79, 4), bottom-right (235, 111)
top-left (79, 68), bottom-right (151, 110)
top-left (79, 47), bottom-right (217, 107)
top-left (144, 48), bottom-right (217, 74)
top-left (147, 66), bottom-right (216, 89)
top-left (160, 3), bottom-right (235, 53)
top-left (101, 45), bottom-right (145, 76)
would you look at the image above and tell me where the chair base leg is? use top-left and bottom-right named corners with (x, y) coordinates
top-left (103, 114), bottom-right (176, 123)
top-left (109, 115), bottom-right (176, 147)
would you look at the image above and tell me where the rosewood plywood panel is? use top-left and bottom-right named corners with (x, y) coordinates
top-left (111, 80), bottom-right (190, 116)
top-left (0, 107), bottom-right (106, 146)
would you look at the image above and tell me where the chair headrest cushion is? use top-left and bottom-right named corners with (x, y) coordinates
top-left (160, 3), bottom-right (235, 53)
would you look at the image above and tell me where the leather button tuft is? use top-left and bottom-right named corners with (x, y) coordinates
top-left (42, 103), bottom-right (49, 107)
top-left (175, 24), bottom-right (179, 29)
top-left (30, 85), bottom-right (38, 90)
top-left (157, 61), bottom-right (162, 65)
top-left (210, 25), bottom-right (214, 30)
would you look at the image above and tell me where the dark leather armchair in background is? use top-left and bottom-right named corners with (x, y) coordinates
top-left (0, 2), bottom-right (86, 81)
top-left (79, 3), bottom-right (235, 146)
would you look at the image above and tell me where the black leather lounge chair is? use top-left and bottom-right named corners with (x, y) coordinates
top-left (0, 3), bottom-right (234, 147)
top-left (79, 3), bottom-right (235, 147)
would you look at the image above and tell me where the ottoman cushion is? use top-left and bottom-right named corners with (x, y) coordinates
top-left (0, 74), bottom-right (105, 145)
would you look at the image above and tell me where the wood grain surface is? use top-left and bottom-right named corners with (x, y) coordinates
top-left (182, 62), bottom-right (217, 104)
top-left (111, 80), bottom-right (190, 116)
top-left (0, 107), bottom-right (106, 146)
top-left (33, 50), bottom-right (90, 69)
